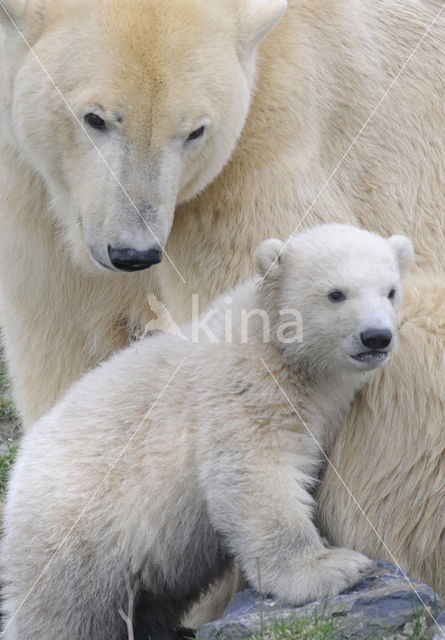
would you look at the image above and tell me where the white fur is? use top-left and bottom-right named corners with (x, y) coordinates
top-left (0, 0), bottom-right (442, 429)
top-left (0, 0), bottom-right (443, 616)
top-left (2, 225), bottom-right (412, 640)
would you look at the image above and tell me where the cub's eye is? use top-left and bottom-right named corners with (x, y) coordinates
top-left (84, 113), bottom-right (107, 131)
top-left (186, 126), bottom-right (205, 142)
top-left (388, 288), bottom-right (396, 300)
top-left (328, 290), bottom-right (346, 303)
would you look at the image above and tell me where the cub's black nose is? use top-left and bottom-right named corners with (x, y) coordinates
top-left (360, 328), bottom-right (392, 350)
top-left (108, 246), bottom-right (163, 272)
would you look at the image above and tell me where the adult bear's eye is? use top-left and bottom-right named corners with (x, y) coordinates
top-left (186, 126), bottom-right (205, 142)
top-left (84, 113), bottom-right (107, 131)
top-left (388, 288), bottom-right (396, 299)
top-left (328, 290), bottom-right (346, 303)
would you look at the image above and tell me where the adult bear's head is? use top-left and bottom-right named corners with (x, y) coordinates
top-left (1, 0), bottom-right (287, 272)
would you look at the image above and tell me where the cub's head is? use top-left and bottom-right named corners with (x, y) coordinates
top-left (1, 0), bottom-right (286, 272)
top-left (256, 224), bottom-right (413, 378)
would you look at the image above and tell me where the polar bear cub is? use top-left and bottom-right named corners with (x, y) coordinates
top-left (2, 224), bottom-right (413, 640)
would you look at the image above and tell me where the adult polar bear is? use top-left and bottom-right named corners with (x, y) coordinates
top-left (0, 0), bottom-right (443, 604)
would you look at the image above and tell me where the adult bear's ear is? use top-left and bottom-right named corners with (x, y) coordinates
top-left (235, 0), bottom-right (288, 57)
top-left (256, 238), bottom-right (285, 277)
top-left (388, 234), bottom-right (414, 278)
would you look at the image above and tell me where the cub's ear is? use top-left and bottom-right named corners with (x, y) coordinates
top-left (235, 0), bottom-right (288, 56)
top-left (1, 0), bottom-right (48, 30)
top-left (256, 238), bottom-right (285, 277)
top-left (388, 234), bottom-right (414, 277)
top-left (0, 0), bottom-right (26, 26)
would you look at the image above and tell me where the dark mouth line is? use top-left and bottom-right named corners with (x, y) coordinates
top-left (351, 351), bottom-right (389, 361)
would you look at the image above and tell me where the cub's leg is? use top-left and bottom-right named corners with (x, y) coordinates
top-left (204, 453), bottom-right (372, 605)
top-left (182, 563), bottom-right (245, 628)
top-left (2, 515), bottom-right (225, 640)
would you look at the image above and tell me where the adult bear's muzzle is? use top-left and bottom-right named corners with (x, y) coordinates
top-left (107, 245), bottom-right (163, 272)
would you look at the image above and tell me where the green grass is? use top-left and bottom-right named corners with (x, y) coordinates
top-left (0, 358), bottom-right (9, 394)
top-left (0, 444), bottom-right (18, 498)
top-left (239, 608), bottom-right (436, 640)
top-left (0, 354), bottom-right (21, 499)
top-left (0, 393), bottom-right (16, 424)
top-left (0, 356), bottom-right (19, 428)
top-left (247, 611), bottom-right (340, 639)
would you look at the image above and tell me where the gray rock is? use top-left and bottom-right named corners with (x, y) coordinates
top-left (432, 611), bottom-right (445, 640)
top-left (197, 562), bottom-right (444, 639)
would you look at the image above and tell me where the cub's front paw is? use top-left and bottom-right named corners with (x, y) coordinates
top-left (270, 546), bottom-right (374, 606)
top-left (313, 546), bottom-right (374, 597)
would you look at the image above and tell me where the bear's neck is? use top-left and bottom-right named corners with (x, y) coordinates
top-left (253, 338), bottom-right (369, 455)
top-left (302, 370), bottom-right (369, 453)
top-left (228, 285), bottom-right (370, 450)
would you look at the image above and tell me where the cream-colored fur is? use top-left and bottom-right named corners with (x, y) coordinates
top-left (2, 225), bottom-right (411, 640)
top-left (0, 0), bottom-right (286, 426)
top-left (0, 0), bottom-right (444, 608)
top-left (317, 271), bottom-right (445, 596)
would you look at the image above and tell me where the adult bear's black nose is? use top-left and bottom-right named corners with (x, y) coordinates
top-left (108, 246), bottom-right (163, 272)
top-left (360, 328), bottom-right (392, 350)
